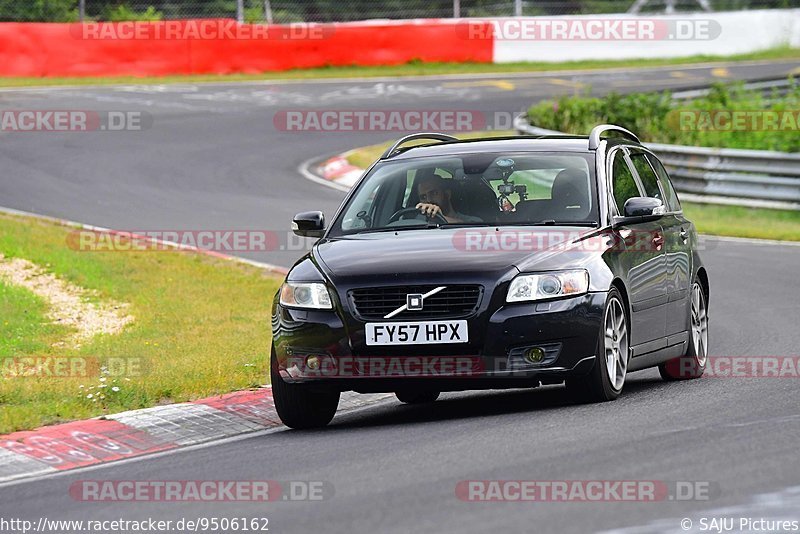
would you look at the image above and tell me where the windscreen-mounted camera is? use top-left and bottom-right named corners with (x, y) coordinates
top-left (495, 158), bottom-right (527, 209)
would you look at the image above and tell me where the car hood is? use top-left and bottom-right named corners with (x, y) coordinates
top-left (314, 226), bottom-right (601, 284)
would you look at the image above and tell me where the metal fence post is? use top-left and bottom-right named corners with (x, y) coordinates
top-left (453, 0), bottom-right (460, 18)
top-left (264, 0), bottom-right (273, 23)
top-left (237, 0), bottom-right (244, 23)
top-left (515, 0), bottom-right (523, 16)
top-left (79, 0), bottom-right (85, 22)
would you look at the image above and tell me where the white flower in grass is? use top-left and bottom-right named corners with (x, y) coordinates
top-left (111, 386), bottom-right (120, 392)
top-left (86, 393), bottom-right (94, 399)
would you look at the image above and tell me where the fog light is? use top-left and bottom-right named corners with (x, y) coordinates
top-left (306, 355), bottom-right (321, 370)
top-left (523, 347), bottom-right (545, 364)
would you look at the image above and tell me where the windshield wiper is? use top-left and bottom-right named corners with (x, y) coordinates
top-left (357, 223), bottom-right (440, 235)
top-left (351, 220), bottom-right (597, 235)
top-left (438, 222), bottom-right (498, 228)
top-left (361, 221), bottom-right (499, 233)
top-left (512, 220), bottom-right (599, 227)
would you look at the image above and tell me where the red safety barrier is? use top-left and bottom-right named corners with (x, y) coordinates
top-left (0, 19), bottom-right (493, 77)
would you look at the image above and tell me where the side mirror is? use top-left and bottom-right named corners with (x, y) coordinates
top-left (292, 211), bottom-right (325, 238)
top-left (613, 197), bottom-right (665, 226)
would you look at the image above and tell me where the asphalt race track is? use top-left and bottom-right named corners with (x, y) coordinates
top-left (1, 60), bottom-right (799, 533)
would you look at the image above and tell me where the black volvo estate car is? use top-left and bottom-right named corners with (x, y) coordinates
top-left (271, 125), bottom-right (710, 428)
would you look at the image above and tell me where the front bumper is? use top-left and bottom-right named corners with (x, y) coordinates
top-left (271, 291), bottom-right (607, 392)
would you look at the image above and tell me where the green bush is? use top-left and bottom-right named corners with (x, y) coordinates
top-left (527, 78), bottom-right (800, 152)
top-left (0, 0), bottom-right (78, 22)
top-left (103, 5), bottom-right (163, 21)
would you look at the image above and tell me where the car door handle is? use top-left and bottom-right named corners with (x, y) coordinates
top-left (652, 233), bottom-right (664, 250)
top-left (679, 228), bottom-right (688, 243)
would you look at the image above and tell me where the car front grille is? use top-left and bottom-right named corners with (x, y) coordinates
top-left (349, 285), bottom-right (482, 320)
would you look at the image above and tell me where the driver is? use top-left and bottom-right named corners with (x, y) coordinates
top-left (415, 174), bottom-right (481, 224)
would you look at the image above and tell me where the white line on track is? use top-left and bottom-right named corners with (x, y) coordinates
top-left (0, 395), bottom-right (397, 489)
top-left (701, 234), bottom-right (800, 248)
top-left (0, 206), bottom-right (289, 274)
top-left (297, 155), bottom-right (353, 193)
top-left (600, 484), bottom-right (800, 534)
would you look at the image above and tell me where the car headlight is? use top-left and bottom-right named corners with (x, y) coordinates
top-left (279, 282), bottom-right (333, 309)
top-left (506, 270), bottom-right (589, 303)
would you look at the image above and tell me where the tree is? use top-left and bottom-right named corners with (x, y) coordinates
top-left (0, 0), bottom-right (78, 21)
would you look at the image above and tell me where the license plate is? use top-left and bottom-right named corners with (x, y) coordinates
top-left (365, 320), bottom-right (468, 346)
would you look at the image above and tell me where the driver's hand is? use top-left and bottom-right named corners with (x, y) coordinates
top-left (416, 202), bottom-right (442, 219)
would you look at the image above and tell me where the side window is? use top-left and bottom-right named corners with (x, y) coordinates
top-left (629, 152), bottom-right (663, 201)
top-left (646, 154), bottom-right (681, 212)
top-left (611, 152), bottom-right (641, 215)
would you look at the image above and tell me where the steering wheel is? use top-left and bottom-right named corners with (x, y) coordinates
top-left (388, 207), bottom-right (448, 225)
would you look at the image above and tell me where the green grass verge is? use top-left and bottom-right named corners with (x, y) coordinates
top-left (681, 202), bottom-right (800, 241)
top-left (0, 281), bottom-right (71, 358)
top-left (1, 47), bottom-right (798, 87)
top-left (343, 136), bottom-right (800, 241)
top-left (0, 213), bottom-right (282, 434)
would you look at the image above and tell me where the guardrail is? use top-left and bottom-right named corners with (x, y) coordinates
top-left (671, 78), bottom-right (797, 103)
top-left (513, 115), bottom-right (800, 211)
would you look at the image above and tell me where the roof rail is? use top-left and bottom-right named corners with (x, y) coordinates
top-left (588, 124), bottom-right (640, 150)
top-left (381, 132), bottom-right (459, 159)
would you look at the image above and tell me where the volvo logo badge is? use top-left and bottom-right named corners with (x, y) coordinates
top-left (406, 294), bottom-right (424, 311)
top-left (384, 286), bottom-right (447, 319)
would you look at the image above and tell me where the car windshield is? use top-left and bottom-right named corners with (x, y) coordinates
top-left (329, 151), bottom-right (598, 236)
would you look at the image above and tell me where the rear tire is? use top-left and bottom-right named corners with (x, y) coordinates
top-left (395, 391), bottom-right (440, 404)
top-left (566, 287), bottom-right (629, 403)
top-left (270, 348), bottom-right (340, 429)
top-left (659, 279), bottom-right (708, 381)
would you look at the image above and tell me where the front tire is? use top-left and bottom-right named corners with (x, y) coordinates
top-left (270, 348), bottom-right (340, 429)
top-left (659, 280), bottom-right (708, 380)
top-left (566, 287), bottom-right (629, 403)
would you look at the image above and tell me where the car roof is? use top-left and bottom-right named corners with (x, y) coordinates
top-left (389, 135), bottom-right (618, 160)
